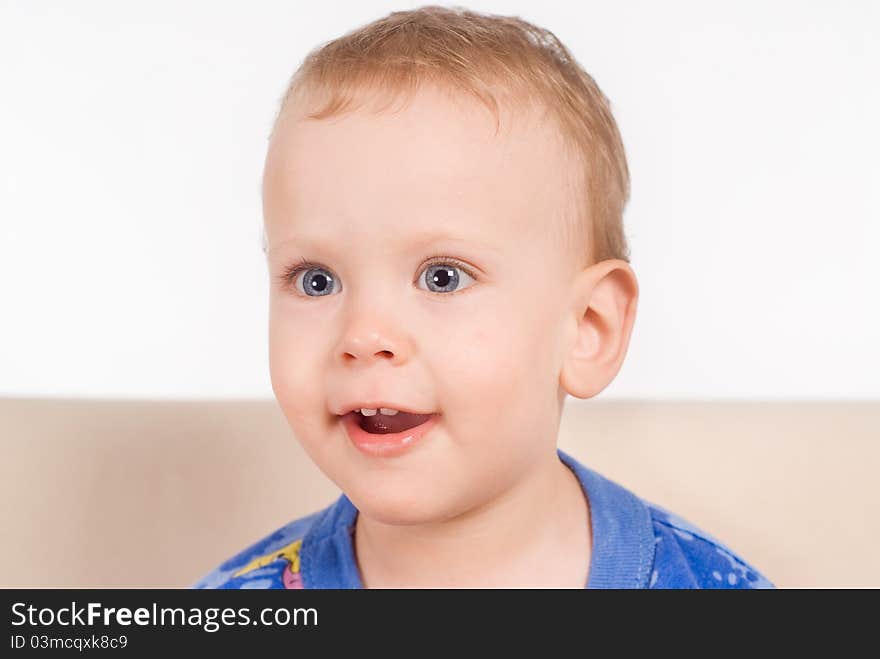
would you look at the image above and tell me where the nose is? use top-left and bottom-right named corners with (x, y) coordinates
top-left (338, 326), bottom-right (407, 366)
top-left (335, 278), bottom-right (413, 366)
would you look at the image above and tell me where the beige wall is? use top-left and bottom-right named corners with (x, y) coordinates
top-left (1, 398), bottom-right (877, 587)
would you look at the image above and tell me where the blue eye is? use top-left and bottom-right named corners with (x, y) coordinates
top-left (416, 261), bottom-right (476, 294)
top-left (281, 262), bottom-right (340, 297)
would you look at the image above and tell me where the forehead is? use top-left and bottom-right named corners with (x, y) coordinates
top-left (262, 83), bottom-right (574, 253)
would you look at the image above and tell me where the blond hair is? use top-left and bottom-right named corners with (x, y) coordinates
top-left (269, 5), bottom-right (631, 267)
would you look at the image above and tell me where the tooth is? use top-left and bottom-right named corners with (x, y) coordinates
top-left (360, 408), bottom-right (378, 416)
top-left (379, 408), bottom-right (399, 416)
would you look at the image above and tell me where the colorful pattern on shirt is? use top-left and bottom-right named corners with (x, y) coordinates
top-left (230, 538), bottom-right (304, 589)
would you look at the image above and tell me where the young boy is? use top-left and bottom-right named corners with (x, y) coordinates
top-left (194, 6), bottom-right (774, 589)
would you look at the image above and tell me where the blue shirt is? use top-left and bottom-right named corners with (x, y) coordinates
top-left (193, 449), bottom-right (775, 589)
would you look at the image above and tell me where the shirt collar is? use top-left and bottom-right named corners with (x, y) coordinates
top-left (299, 448), bottom-right (656, 589)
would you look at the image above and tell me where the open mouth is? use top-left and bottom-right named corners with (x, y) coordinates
top-left (340, 409), bottom-right (440, 458)
top-left (347, 410), bottom-right (435, 434)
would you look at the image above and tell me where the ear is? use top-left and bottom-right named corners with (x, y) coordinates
top-left (559, 259), bottom-right (639, 399)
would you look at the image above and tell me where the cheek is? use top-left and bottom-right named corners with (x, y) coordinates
top-left (268, 309), bottom-right (327, 439)
top-left (442, 294), bottom-right (561, 383)
top-left (436, 303), bottom-right (560, 450)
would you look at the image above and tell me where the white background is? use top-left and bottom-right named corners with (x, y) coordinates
top-left (1, 0), bottom-right (877, 400)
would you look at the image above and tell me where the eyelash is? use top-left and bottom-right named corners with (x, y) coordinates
top-left (275, 253), bottom-right (479, 296)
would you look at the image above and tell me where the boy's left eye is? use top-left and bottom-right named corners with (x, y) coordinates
top-left (416, 261), bottom-right (476, 294)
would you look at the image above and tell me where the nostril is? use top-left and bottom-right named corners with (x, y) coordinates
top-left (342, 350), bottom-right (394, 362)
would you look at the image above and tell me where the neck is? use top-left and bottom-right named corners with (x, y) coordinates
top-left (353, 449), bottom-right (592, 588)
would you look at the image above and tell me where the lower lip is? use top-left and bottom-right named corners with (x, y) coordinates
top-left (341, 412), bottom-right (439, 458)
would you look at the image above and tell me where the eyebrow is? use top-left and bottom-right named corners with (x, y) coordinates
top-left (266, 231), bottom-right (502, 256)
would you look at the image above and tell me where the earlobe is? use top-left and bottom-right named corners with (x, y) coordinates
top-left (559, 259), bottom-right (639, 399)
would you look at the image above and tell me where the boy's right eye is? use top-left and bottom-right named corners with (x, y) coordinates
top-left (276, 260), bottom-right (341, 297)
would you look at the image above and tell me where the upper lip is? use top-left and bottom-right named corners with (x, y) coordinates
top-left (335, 401), bottom-right (436, 416)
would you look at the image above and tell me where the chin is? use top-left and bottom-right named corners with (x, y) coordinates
top-left (344, 479), bottom-right (455, 526)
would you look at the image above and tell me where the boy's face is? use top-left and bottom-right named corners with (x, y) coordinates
top-left (263, 84), bottom-right (583, 524)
